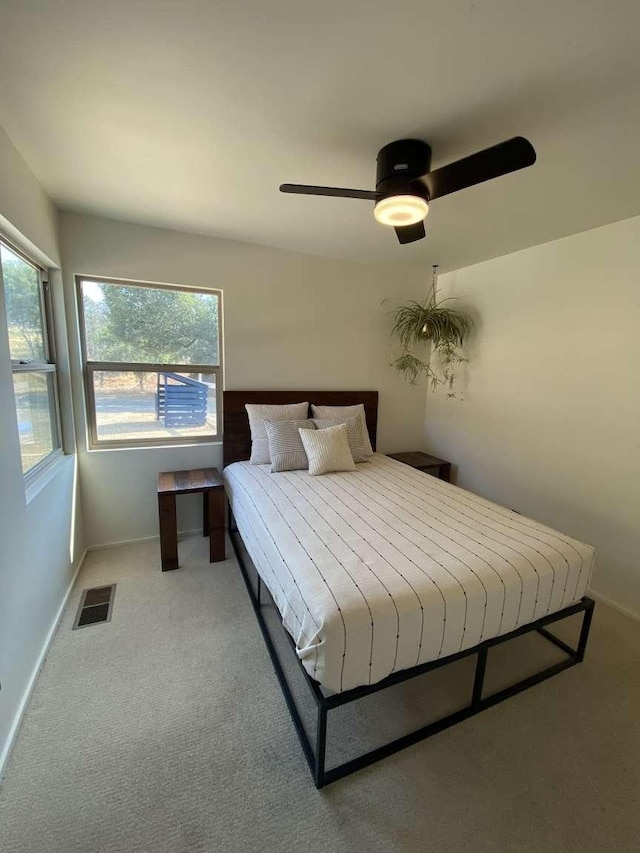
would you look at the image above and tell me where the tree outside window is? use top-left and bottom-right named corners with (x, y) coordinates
top-left (77, 277), bottom-right (222, 448)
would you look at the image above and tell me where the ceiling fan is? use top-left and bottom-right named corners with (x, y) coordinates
top-left (280, 136), bottom-right (536, 244)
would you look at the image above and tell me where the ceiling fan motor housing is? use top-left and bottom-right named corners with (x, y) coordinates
top-left (376, 139), bottom-right (432, 199)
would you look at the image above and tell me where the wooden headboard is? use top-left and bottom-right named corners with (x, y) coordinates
top-left (223, 390), bottom-right (379, 468)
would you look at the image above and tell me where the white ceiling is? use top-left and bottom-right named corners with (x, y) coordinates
top-left (1, 0), bottom-right (640, 270)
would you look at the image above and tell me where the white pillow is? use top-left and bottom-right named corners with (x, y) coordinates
top-left (245, 402), bottom-right (308, 464)
top-left (312, 416), bottom-right (369, 463)
top-left (310, 403), bottom-right (373, 456)
top-left (298, 423), bottom-right (356, 476)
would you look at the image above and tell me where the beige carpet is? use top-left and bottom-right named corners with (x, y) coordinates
top-left (0, 535), bottom-right (638, 853)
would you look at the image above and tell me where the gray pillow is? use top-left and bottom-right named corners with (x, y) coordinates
top-left (313, 416), bottom-right (369, 463)
top-left (310, 403), bottom-right (373, 456)
top-left (264, 419), bottom-right (316, 473)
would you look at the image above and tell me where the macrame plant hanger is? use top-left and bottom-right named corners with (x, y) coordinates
top-left (423, 264), bottom-right (439, 332)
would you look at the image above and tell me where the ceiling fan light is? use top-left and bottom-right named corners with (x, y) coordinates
top-left (374, 194), bottom-right (429, 227)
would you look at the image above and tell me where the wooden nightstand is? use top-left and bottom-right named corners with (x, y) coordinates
top-left (157, 468), bottom-right (225, 571)
top-left (387, 451), bottom-right (452, 482)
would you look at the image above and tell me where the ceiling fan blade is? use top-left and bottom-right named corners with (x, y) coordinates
top-left (395, 221), bottom-right (426, 244)
top-left (279, 183), bottom-right (378, 200)
top-left (422, 137), bottom-right (536, 201)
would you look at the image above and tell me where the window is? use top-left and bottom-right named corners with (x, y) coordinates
top-left (1, 239), bottom-right (62, 477)
top-left (76, 276), bottom-right (222, 448)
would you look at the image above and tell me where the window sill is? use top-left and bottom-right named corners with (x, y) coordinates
top-left (86, 440), bottom-right (223, 453)
top-left (25, 451), bottom-right (72, 505)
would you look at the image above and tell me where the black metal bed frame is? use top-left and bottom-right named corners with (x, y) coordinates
top-left (229, 509), bottom-right (595, 789)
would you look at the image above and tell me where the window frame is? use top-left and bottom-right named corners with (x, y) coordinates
top-left (75, 274), bottom-right (223, 450)
top-left (0, 234), bottom-right (63, 483)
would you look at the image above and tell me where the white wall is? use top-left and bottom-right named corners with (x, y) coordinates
top-left (0, 126), bottom-right (83, 773)
top-left (424, 216), bottom-right (640, 618)
top-left (59, 212), bottom-right (427, 546)
top-left (0, 128), bottom-right (59, 265)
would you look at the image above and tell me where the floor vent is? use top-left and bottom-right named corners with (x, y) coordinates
top-left (73, 584), bottom-right (116, 630)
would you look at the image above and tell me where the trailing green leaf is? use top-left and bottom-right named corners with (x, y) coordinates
top-left (389, 296), bottom-right (473, 396)
top-left (390, 351), bottom-right (429, 386)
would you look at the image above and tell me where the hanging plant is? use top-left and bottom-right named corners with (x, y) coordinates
top-left (390, 266), bottom-right (473, 396)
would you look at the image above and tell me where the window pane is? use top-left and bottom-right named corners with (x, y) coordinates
top-left (1, 244), bottom-right (45, 362)
top-left (80, 280), bottom-right (219, 365)
top-left (92, 370), bottom-right (218, 442)
top-left (13, 371), bottom-right (57, 473)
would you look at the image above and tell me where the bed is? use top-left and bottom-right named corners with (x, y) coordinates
top-left (223, 390), bottom-right (595, 787)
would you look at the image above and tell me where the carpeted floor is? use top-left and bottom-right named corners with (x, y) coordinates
top-left (1, 534), bottom-right (638, 853)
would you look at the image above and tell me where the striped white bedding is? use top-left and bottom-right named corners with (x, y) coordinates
top-left (224, 454), bottom-right (594, 694)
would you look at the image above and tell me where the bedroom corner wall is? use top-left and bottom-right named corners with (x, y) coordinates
top-left (59, 211), bottom-right (428, 547)
top-left (0, 125), bottom-right (84, 775)
top-left (423, 215), bottom-right (640, 618)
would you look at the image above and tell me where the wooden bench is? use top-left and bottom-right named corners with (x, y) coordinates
top-left (157, 468), bottom-right (225, 571)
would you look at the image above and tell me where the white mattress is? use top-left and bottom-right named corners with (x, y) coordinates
top-left (224, 454), bottom-right (594, 694)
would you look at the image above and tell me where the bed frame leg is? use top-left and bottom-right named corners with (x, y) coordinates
top-left (576, 598), bottom-right (595, 661)
top-left (472, 646), bottom-right (488, 709)
top-left (315, 704), bottom-right (328, 789)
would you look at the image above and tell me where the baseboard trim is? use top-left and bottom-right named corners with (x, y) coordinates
top-left (588, 589), bottom-right (639, 622)
top-left (88, 534), bottom-right (160, 551)
top-left (0, 547), bottom-right (88, 782)
top-left (87, 528), bottom-right (202, 552)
